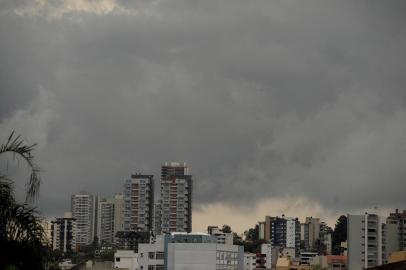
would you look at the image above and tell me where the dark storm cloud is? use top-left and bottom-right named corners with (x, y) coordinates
top-left (1, 0), bottom-right (406, 217)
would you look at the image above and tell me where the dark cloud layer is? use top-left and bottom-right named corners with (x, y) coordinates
top-left (1, 0), bottom-right (406, 218)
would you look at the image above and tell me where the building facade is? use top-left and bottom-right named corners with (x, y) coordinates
top-left (138, 233), bottom-right (243, 270)
top-left (347, 212), bottom-right (386, 269)
top-left (208, 226), bottom-right (234, 245)
top-left (123, 174), bottom-right (154, 232)
top-left (97, 194), bottom-right (124, 245)
top-left (51, 212), bottom-right (76, 253)
top-left (303, 217), bottom-right (320, 251)
top-left (71, 192), bottom-right (97, 247)
top-left (386, 209), bottom-right (406, 258)
top-left (160, 162), bottom-right (192, 233)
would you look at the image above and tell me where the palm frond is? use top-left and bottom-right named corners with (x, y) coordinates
top-left (0, 131), bottom-right (41, 202)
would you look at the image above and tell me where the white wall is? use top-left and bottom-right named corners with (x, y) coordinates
top-left (114, 250), bottom-right (138, 270)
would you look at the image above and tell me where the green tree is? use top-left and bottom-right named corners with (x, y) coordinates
top-left (332, 215), bottom-right (347, 255)
top-left (0, 132), bottom-right (45, 269)
top-left (222, 224), bottom-right (232, 233)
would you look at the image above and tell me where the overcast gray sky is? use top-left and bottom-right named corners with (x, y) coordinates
top-left (1, 0), bottom-right (406, 232)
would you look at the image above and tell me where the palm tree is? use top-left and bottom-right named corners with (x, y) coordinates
top-left (0, 131), bottom-right (41, 202)
top-left (0, 132), bottom-right (46, 270)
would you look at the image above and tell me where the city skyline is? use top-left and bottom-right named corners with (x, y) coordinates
top-left (1, 0), bottom-right (406, 238)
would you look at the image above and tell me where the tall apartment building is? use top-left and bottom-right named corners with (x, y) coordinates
top-left (303, 217), bottom-right (321, 251)
top-left (98, 198), bottom-right (115, 245)
top-left (113, 194), bottom-right (124, 237)
top-left (386, 209), bottom-right (406, 258)
top-left (320, 222), bottom-right (333, 255)
top-left (259, 215), bottom-right (301, 256)
top-left (97, 194), bottom-right (124, 245)
top-left (51, 212), bottom-right (76, 253)
top-left (347, 212), bottom-right (386, 269)
top-left (71, 192), bottom-right (97, 247)
top-left (160, 162), bottom-right (192, 233)
top-left (123, 174), bottom-right (154, 232)
top-left (153, 201), bottom-right (162, 236)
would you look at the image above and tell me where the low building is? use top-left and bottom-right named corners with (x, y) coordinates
top-left (275, 257), bottom-right (310, 270)
top-left (115, 231), bottom-right (150, 251)
top-left (261, 243), bottom-right (273, 269)
top-left (208, 226), bottom-right (234, 245)
top-left (114, 250), bottom-right (138, 270)
top-left (312, 255), bottom-right (347, 270)
top-left (389, 251), bottom-right (406, 263)
top-left (299, 252), bottom-right (318, 265)
top-left (139, 232), bottom-right (244, 270)
top-left (244, 253), bottom-right (257, 270)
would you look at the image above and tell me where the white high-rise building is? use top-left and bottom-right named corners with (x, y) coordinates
top-left (71, 192), bottom-right (97, 246)
top-left (123, 174), bottom-right (154, 232)
top-left (51, 212), bottom-right (76, 253)
top-left (160, 162), bottom-right (192, 233)
top-left (348, 211), bottom-right (386, 269)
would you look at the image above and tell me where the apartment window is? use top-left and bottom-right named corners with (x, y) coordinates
top-left (156, 252), bottom-right (164, 260)
top-left (148, 252), bottom-right (155, 259)
top-left (155, 265), bottom-right (164, 270)
top-left (115, 257), bottom-right (120, 262)
top-left (148, 265), bottom-right (155, 270)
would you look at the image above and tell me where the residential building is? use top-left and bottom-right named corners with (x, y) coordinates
top-left (71, 192), bottom-right (97, 247)
top-left (153, 201), bottom-right (162, 236)
top-left (41, 218), bottom-right (53, 246)
top-left (138, 233), bottom-right (244, 270)
top-left (320, 222), bottom-right (333, 255)
top-left (244, 253), bottom-right (257, 270)
top-left (311, 255), bottom-right (347, 270)
top-left (160, 162), bottom-right (192, 233)
top-left (300, 252), bottom-right (318, 265)
top-left (347, 211), bottom-right (386, 269)
top-left (208, 226), bottom-right (234, 245)
top-left (51, 212), bottom-right (76, 253)
top-left (259, 215), bottom-right (301, 256)
top-left (114, 250), bottom-right (138, 270)
top-left (113, 194), bottom-right (124, 236)
top-left (115, 231), bottom-right (150, 251)
top-left (261, 243), bottom-right (273, 269)
top-left (123, 174), bottom-right (154, 232)
top-left (386, 209), bottom-right (406, 258)
top-left (97, 197), bottom-right (115, 245)
top-left (259, 221), bottom-right (266, 240)
top-left (97, 194), bottom-right (124, 245)
top-left (303, 217), bottom-right (320, 251)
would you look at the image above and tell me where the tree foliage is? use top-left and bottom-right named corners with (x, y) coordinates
top-left (0, 132), bottom-right (46, 269)
top-left (332, 215), bottom-right (347, 255)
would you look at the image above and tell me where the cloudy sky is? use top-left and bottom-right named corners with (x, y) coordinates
top-left (1, 0), bottom-right (406, 233)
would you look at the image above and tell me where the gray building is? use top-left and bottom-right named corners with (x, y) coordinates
top-left (97, 194), bottom-right (124, 245)
top-left (303, 217), bottom-right (321, 251)
top-left (347, 212), bottom-right (386, 270)
top-left (51, 212), bottom-right (76, 253)
top-left (123, 174), bottom-right (154, 232)
top-left (386, 209), bottom-right (406, 258)
top-left (71, 192), bottom-right (97, 247)
top-left (160, 162), bottom-right (192, 233)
